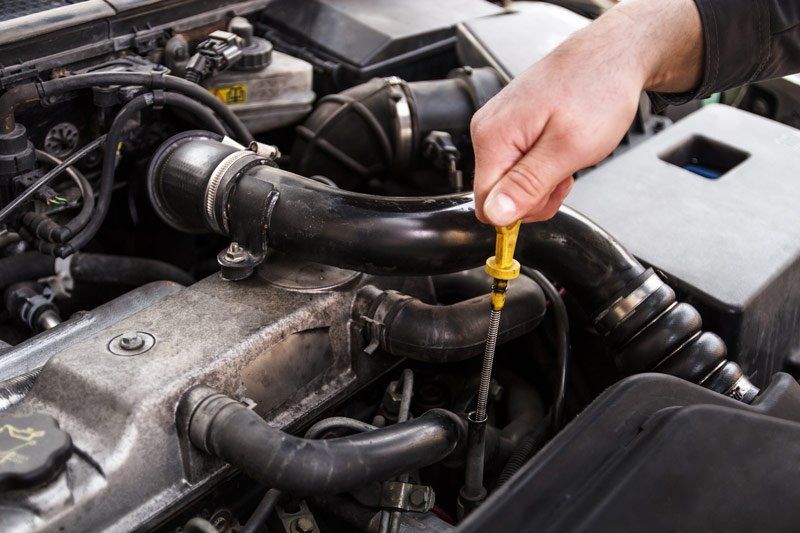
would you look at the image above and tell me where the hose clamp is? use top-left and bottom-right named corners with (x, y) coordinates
top-left (595, 272), bottom-right (664, 333)
top-left (204, 151), bottom-right (261, 233)
top-left (385, 76), bottom-right (414, 171)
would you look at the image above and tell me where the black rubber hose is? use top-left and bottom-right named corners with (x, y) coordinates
top-left (494, 414), bottom-right (551, 489)
top-left (240, 489), bottom-right (281, 533)
top-left (70, 253), bottom-right (194, 286)
top-left (0, 252), bottom-right (53, 290)
top-left (151, 138), bottom-right (756, 401)
top-left (50, 96), bottom-right (150, 256)
top-left (52, 92), bottom-right (230, 257)
top-left (359, 275), bottom-right (546, 362)
top-left (256, 170), bottom-right (644, 312)
top-left (0, 252), bottom-right (192, 289)
top-left (36, 73), bottom-right (252, 142)
top-left (186, 388), bottom-right (461, 495)
top-left (523, 268), bottom-right (569, 432)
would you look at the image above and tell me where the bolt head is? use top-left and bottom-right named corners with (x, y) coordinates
top-left (410, 488), bottom-right (428, 506)
top-left (294, 517), bottom-right (315, 533)
top-left (119, 331), bottom-right (145, 351)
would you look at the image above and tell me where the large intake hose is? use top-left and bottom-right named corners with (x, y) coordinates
top-left (148, 136), bottom-right (759, 402)
top-left (356, 275), bottom-right (547, 363)
top-left (184, 386), bottom-right (461, 495)
top-left (290, 67), bottom-right (502, 189)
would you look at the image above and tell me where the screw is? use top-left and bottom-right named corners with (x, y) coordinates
top-left (293, 517), bottom-right (315, 533)
top-left (119, 331), bottom-right (145, 351)
top-left (224, 242), bottom-right (246, 263)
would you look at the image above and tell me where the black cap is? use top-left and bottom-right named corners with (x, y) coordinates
top-left (228, 16), bottom-right (272, 71)
top-left (0, 412), bottom-right (72, 490)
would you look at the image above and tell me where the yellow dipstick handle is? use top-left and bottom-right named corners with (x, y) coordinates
top-left (485, 221), bottom-right (522, 311)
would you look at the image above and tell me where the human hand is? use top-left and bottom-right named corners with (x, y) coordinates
top-left (472, 0), bottom-right (703, 226)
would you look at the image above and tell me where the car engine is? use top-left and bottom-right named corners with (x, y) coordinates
top-left (1, 1), bottom-right (800, 532)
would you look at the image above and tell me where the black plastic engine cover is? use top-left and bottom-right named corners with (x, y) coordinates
top-left (568, 104), bottom-right (800, 386)
top-left (258, 0), bottom-right (503, 93)
top-left (462, 372), bottom-right (800, 532)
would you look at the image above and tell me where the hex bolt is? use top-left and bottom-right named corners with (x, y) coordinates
top-left (410, 488), bottom-right (427, 507)
top-left (119, 331), bottom-right (145, 351)
top-left (224, 242), bottom-right (246, 264)
top-left (293, 517), bottom-right (315, 533)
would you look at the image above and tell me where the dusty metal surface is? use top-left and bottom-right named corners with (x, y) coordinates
top-left (0, 264), bottom-right (403, 531)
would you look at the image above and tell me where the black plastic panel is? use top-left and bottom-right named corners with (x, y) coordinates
top-left (463, 372), bottom-right (800, 532)
top-left (568, 105), bottom-right (800, 385)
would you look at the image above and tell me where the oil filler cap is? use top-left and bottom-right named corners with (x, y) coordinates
top-left (0, 412), bottom-right (72, 490)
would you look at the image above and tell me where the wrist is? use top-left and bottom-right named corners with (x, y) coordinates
top-left (612, 0), bottom-right (704, 93)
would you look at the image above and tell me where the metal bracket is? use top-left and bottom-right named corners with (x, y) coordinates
top-left (38, 256), bottom-right (74, 298)
top-left (380, 480), bottom-right (435, 513)
top-left (218, 181), bottom-right (279, 281)
top-left (360, 316), bottom-right (384, 355)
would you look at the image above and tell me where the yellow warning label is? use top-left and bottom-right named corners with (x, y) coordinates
top-left (211, 84), bottom-right (248, 105)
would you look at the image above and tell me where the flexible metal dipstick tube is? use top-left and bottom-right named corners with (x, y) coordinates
top-left (459, 222), bottom-right (522, 518)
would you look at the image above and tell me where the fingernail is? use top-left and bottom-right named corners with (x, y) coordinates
top-left (485, 191), bottom-right (517, 225)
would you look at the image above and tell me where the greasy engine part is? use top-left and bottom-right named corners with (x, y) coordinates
top-left (0, 264), bottom-right (433, 531)
top-left (149, 135), bottom-right (758, 401)
top-left (290, 67), bottom-right (502, 189)
top-left (184, 386), bottom-right (461, 495)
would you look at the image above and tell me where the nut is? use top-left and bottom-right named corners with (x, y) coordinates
top-left (224, 242), bottom-right (246, 264)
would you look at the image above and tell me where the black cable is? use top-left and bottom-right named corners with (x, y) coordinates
top-left (37, 72), bottom-right (252, 142)
top-left (522, 267), bottom-right (569, 433)
top-left (53, 96), bottom-right (149, 256)
top-left (240, 488), bottom-right (282, 533)
top-left (25, 150), bottom-right (96, 241)
top-left (0, 135), bottom-right (106, 224)
top-left (161, 92), bottom-right (227, 135)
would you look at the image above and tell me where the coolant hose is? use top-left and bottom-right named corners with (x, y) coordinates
top-left (184, 386), bottom-right (461, 495)
top-left (357, 275), bottom-right (546, 362)
top-left (0, 252), bottom-right (55, 290)
top-left (149, 136), bottom-right (759, 402)
top-left (0, 252), bottom-right (193, 289)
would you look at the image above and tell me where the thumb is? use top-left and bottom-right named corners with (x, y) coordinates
top-left (482, 131), bottom-right (576, 226)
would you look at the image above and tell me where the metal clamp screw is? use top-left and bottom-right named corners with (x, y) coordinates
top-left (224, 242), bottom-right (246, 263)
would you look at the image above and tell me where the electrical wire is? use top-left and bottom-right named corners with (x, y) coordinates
top-left (522, 267), bottom-right (569, 433)
top-left (0, 135), bottom-right (106, 224)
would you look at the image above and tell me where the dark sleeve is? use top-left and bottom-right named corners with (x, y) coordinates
top-left (650, 0), bottom-right (800, 107)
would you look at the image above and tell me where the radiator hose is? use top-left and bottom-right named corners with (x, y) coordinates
top-left (356, 275), bottom-right (546, 363)
top-left (184, 386), bottom-right (461, 495)
top-left (148, 135), bottom-right (759, 402)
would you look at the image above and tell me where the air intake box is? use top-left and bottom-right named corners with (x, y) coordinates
top-left (568, 104), bottom-right (800, 386)
top-left (257, 0), bottom-right (503, 93)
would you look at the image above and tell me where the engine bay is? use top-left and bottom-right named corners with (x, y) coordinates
top-left (1, 1), bottom-right (800, 531)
